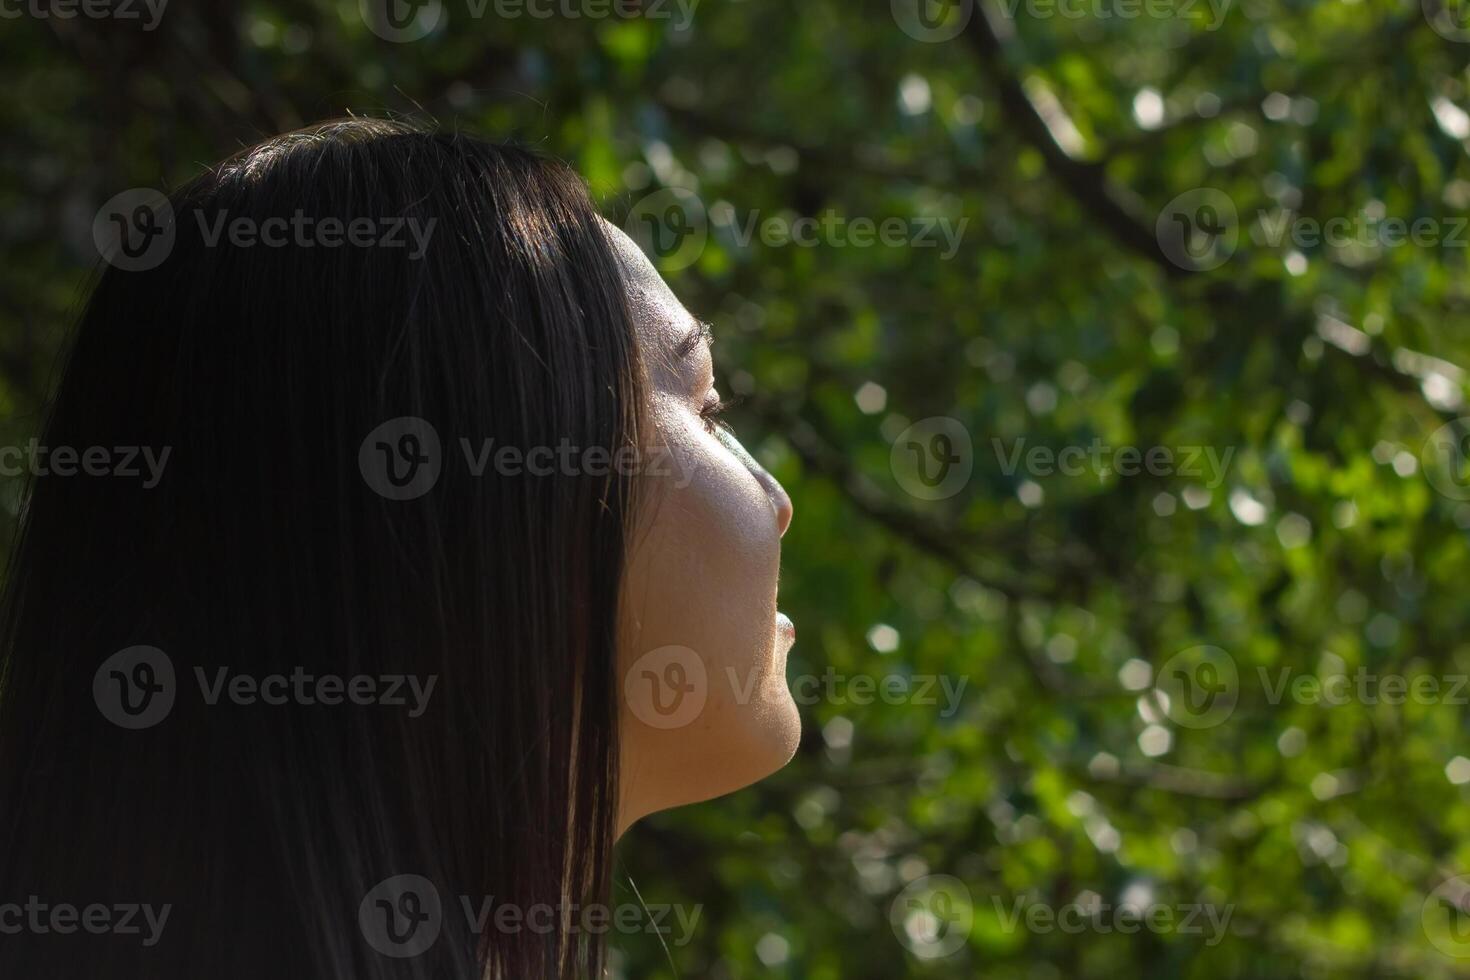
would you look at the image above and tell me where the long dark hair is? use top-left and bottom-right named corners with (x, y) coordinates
top-left (0, 118), bottom-right (643, 978)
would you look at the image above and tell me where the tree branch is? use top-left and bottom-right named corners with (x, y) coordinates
top-left (961, 3), bottom-right (1186, 277)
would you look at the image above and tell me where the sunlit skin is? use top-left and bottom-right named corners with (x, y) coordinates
top-left (606, 221), bottom-right (799, 835)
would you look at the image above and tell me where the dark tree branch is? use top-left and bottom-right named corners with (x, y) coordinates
top-left (961, 4), bottom-right (1186, 277)
top-left (957, 10), bottom-right (1466, 419)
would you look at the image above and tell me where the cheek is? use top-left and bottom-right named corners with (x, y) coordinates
top-left (616, 408), bottom-right (797, 814)
top-left (627, 415), bottom-right (780, 650)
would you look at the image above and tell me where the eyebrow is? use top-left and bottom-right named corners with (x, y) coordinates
top-left (674, 319), bottom-right (714, 360)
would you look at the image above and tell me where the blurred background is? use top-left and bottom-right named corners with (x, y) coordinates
top-left (6, 0), bottom-right (1470, 976)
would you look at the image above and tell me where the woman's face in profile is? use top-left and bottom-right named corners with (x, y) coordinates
top-left (604, 222), bottom-right (800, 830)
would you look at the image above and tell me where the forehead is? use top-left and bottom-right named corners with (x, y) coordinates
top-left (601, 218), bottom-right (698, 358)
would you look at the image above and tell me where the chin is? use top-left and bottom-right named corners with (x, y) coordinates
top-left (627, 696), bottom-right (802, 825)
top-left (759, 680), bottom-right (803, 770)
top-left (617, 623), bottom-right (803, 828)
top-left (707, 683), bottom-right (802, 799)
top-left (736, 627), bottom-right (804, 780)
top-left (683, 727), bottom-right (800, 810)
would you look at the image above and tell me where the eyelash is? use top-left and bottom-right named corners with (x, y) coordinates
top-left (700, 393), bottom-right (735, 435)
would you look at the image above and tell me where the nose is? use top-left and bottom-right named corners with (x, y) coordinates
top-left (715, 425), bottom-right (793, 536)
top-left (754, 467), bottom-right (793, 538)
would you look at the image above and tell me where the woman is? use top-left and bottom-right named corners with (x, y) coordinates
top-left (0, 118), bottom-right (799, 978)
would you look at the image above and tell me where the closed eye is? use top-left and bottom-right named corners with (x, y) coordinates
top-left (700, 392), bottom-right (737, 435)
top-left (676, 319), bottom-right (715, 360)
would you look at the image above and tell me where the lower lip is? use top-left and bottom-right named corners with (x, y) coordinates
top-left (776, 612), bottom-right (795, 643)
